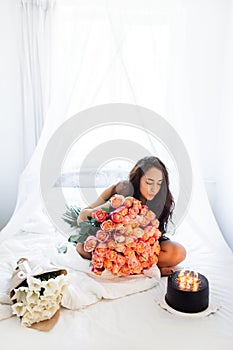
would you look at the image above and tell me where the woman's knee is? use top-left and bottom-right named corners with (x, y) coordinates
top-left (174, 243), bottom-right (186, 264)
top-left (159, 241), bottom-right (186, 266)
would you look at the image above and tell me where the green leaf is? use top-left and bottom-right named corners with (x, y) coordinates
top-left (62, 205), bottom-right (81, 228)
top-left (57, 245), bottom-right (68, 254)
top-left (68, 234), bottom-right (80, 243)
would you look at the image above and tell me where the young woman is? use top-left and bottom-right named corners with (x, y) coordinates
top-left (76, 156), bottom-right (186, 276)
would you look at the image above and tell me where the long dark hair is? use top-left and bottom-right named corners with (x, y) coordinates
top-left (111, 156), bottom-right (174, 234)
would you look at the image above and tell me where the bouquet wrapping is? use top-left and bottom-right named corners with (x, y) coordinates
top-left (68, 195), bottom-right (162, 276)
top-left (10, 258), bottom-right (69, 331)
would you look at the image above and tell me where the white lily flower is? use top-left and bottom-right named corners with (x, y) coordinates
top-left (11, 302), bottom-right (27, 317)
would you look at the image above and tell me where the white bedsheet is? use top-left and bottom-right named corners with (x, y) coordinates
top-left (0, 188), bottom-right (233, 350)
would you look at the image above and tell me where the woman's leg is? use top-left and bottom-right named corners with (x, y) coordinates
top-left (158, 240), bottom-right (186, 276)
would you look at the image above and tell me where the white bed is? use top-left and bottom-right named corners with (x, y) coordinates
top-left (0, 182), bottom-right (233, 350)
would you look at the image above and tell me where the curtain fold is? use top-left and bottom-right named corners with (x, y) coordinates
top-left (1, 0), bottom-right (232, 251)
top-left (19, 0), bottom-right (54, 167)
top-left (19, 0), bottom-right (55, 10)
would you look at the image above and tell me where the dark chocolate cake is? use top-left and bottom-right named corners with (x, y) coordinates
top-left (165, 270), bottom-right (209, 313)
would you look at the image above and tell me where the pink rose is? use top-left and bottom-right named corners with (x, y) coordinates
top-left (96, 230), bottom-right (109, 242)
top-left (151, 219), bottom-right (160, 228)
top-left (84, 236), bottom-right (98, 252)
top-left (115, 223), bottom-right (127, 233)
top-left (143, 225), bottom-right (157, 237)
top-left (127, 255), bottom-right (140, 269)
top-left (138, 215), bottom-right (151, 227)
top-left (128, 207), bottom-right (140, 217)
top-left (113, 232), bottom-right (126, 243)
top-left (110, 194), bottom-right (125, 208)
top-left (133, 227), bottom-right (144, 238)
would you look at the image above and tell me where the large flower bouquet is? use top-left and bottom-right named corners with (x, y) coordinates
top-left (65, 195), bottom-right (161, 277)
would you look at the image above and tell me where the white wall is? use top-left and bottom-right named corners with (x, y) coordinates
top-left (214, 0), bottom-right (233, 250)
top-left (0, 0), bottom-right (24, 230)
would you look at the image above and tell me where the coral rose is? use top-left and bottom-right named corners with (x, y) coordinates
top-left (93, 209), bottom-right (109, 222)
top-left (110, 211), bottom-right (124, 224)
top-left (123, 196), bottom-right (134, 208)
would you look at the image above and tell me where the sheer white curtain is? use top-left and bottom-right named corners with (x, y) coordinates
top-left (1, 0), bottom-right (232, 251)
top-left (19, 0), bottom-right (54, 166)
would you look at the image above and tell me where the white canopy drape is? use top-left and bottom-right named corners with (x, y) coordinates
top-left (1, 0), bottom-right (232, 251)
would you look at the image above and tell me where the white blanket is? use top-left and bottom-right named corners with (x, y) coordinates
top-left (0, 209), bottom-right (160, 320)
top-left (1, 194), bottom-right (233, 350)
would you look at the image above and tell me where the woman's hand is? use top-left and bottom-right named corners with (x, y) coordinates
top-left (77, 208), bottom-right (93, 225)
top-left (76, 243), bottom-right (91, 260)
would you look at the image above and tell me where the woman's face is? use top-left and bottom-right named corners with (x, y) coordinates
top-left (139, 167), bottom-right (163, 201)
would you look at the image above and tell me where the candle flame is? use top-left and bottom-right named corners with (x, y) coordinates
top-left (176, 270), bottom-right (201, 291)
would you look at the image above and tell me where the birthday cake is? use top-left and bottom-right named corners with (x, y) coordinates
top-left (165, 270), bottom-right (209, 313)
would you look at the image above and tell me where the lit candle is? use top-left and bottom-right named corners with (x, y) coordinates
top-left (176, 270), bottom-right (200, 291)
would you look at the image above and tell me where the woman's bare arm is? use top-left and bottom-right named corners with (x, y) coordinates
top-left (77, 184), bottom-right (115, 224)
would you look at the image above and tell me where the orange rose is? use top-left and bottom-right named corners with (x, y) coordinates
top-left (120, 264), bottom-right (131, 275)
top-left (132, 199), bottom-right (142, 210)
top-left (140, 205), bottom-right (149, 216)
top-left (115, 243), bottom-right (126, 253)
top-left (132, 265), bottom-right (143, 274)
top-left (103, 259), bottom-right (113, 270)
top-left (107, 240), bottom-right (116, 250)
top-left (135, 241), bottom-right (146, 254)
top-left (112, 263), bottom-right (121, 275)
top-left (106, 250), bottom-right (117, 261)
top-left (91, 267), bottom-right (103, 275)
top-left (95, 242), bottom-right (107, 257)
top-left (116, 206), bottom-right (129, 216)
top-left (123, 196), bottom-right (134, 208)
top-left (92, 252), bottom-right (104, 269)
top-left (100, 219), bottom-right (115, 232)
top-left (150, 254), bottom-right (159, 265)
top-left (116, 254), bottom-right (126, 266)
top-left (148, 236), bottom-right (156, 245)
